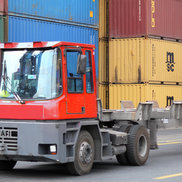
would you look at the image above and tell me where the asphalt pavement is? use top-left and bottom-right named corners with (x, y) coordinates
top-left (0, 128), bottom-right (182, 182)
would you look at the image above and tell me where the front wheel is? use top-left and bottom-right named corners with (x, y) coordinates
top-left (0, 160), bottom-right (17, 170)
top-left (67, 130), bottom-right (94, 175)
top-left (127, 125), bottom-right (150, 166)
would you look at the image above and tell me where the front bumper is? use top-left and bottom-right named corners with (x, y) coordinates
top-left (0, 120), bottom-right (68, 163)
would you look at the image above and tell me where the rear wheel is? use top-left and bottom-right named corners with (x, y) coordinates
top-left (0, 160), bottom-right (17, 170)
top-left (67, 130), bottom-right (94, 175)
top-left (127, 125), bottom-right (150, 166)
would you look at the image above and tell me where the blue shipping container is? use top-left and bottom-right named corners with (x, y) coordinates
top-left (7, 16), bottom-right (99, 78)
top-left (8, 0), bottom-right (99, 27)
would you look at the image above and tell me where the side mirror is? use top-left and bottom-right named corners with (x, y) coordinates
top-left (77, 54), bottom-right (87, 74)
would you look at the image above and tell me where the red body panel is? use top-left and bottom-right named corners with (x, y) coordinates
top-left (0, 103), bottom-right (44, 120)
top-left (109, 0), bottom-right (182, 40)
top-left (0, 95), bottom-right (96, 120)
top-left (0, 42), bottom-right (97, 120)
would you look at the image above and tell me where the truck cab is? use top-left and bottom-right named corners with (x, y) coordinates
top-left (0, 42), bottom-right (97, 120)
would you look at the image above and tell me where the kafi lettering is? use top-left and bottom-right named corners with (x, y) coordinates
top-left (0, 130), bottom-right (11, 137)
top-left (166, 52), bottom-right (175, 72)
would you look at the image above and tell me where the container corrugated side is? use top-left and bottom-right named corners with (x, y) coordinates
top-left (109, 0), bottom-right (146, 38)
top-left (109, 38), bottom-right (182, 84)
top-left (0, 16), bottom-right (4, 42)
top-left (7, 0), bottom-right (98, 27)
top-left (109, 0), bottom-right (182, 40)
top-left (0, 0), bottom-right (8, 15)
top-left (109, 84), bottom-right (182, 109)
top-left (98, 84), bottom-right (109, 109)
top-left (109, 84), bottom-right (142, 109)
top-left (99, 40), bottom-right (108, 83)
top-left (99, 0), bottom-right (107, 38)
top-left (6, 16), bottom-right (99, 78)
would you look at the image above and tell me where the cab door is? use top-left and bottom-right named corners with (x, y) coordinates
top-left (84, 49), bottom-right (97, 117)
top-left (65, 49), bottom-right (85, 114)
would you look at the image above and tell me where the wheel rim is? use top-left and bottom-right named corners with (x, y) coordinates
top-left (79, 141), bottom-right (93, 164)
top-left (138, 135), bottom-right (147, 157)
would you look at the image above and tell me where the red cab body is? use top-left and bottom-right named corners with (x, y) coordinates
top-left (0, 42), bottom-right (97, 120)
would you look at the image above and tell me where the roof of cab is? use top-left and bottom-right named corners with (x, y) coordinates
top-left (0, 41), bottom-right (95, 49)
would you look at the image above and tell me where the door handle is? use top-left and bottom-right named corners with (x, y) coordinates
top-left (82, 107), bottom-right (85, 113)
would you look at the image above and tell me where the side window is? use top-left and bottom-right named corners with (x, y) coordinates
top-left (85, 51), bottom-right (94, 93)
top-left (67, 51), bottom-right (83, 93)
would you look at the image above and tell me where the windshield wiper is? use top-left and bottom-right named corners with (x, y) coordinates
top-left (12, 90), bottom-right (25, 104)
top-left (2, 76), bottom-right (25, 104)
top-left (2, 60), bottom-right (25, 104)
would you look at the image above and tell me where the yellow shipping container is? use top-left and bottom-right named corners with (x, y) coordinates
top-left (98, 84), bottom-right (109, 109)
top-left (99, 0), bottom-right (107, 38)
top-left (109, 38), bottom-right (182, 84)
top-left (108, 84), bottom-right (182, 109)
top-left (99, 40), bottom-right (108, 83)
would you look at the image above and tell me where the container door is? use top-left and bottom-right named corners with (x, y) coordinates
top-left (65, 49), bottom-right (85, 114)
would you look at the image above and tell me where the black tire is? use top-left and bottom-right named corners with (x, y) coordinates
top-left (67, 130), bottom-right (94, 176)
top-left (0, 160), bottom-right (17, 170)
top-left (116, 151), bottom-right (129, 165)
top-left (127, 125), bottom-right (150, 166)
top-left (116, 125), bottom-right (131, 165)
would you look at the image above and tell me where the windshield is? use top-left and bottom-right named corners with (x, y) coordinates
top-left (0, 48), bottom-right (62, 100)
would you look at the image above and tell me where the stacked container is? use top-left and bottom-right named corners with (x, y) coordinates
top-left (0, 0), bottom-right (7, 42)
top-left (109, 0), bottom-right (182, 40)
top-left (99, 0), bottom-right (182, 109)
top-left (0, 0), bottom-right (99, 77)
top-left (99, 0), bottom-right (109, 108)
top-left (99, 0), bottom-right (108, 83)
